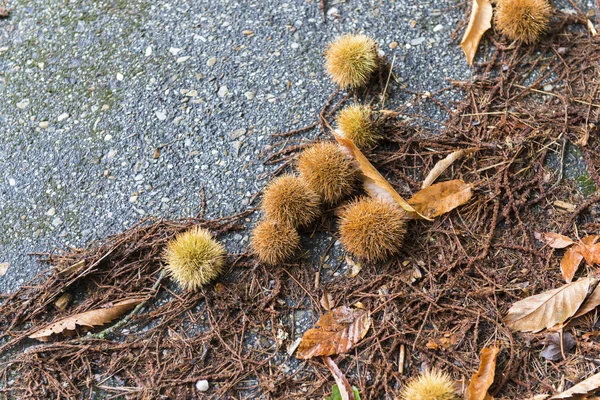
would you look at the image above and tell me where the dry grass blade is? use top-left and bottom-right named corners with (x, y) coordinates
top-left (296, 306), bottom-right (371, 359)
top-left (504, 278), bottom-right (597, 332)
top-left (460, 0), bottom-right (493, 65)
top-left (549, 371), bottom-right (600, 399)
top-left (465, 346), bottom-right (499, 400)
top-left (421, 149), bottom-right (474, 189)
top-left (28, 298), bottom-right (146, 341)
top-left (323, 356), bottom-right (355, 400)
top-left (407, 179), bottom-right (473, 219)
top-left (334, 133), bottom-right (424, 217)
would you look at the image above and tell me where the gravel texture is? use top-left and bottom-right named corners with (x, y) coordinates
top-left (0, 0), bottom-right (592, 293)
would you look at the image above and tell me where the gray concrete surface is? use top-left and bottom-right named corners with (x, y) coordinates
top-left (0, 0), bottom-right (591, 293)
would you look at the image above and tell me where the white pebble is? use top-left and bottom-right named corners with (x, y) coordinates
top-left (57, 113), bottom-right (69, 122)
top-left (116, 73), bottom-right (124, 81)
top-left (176, 56), bottom-right (191, 63)
top-left (155, 111), bottom-right (167, 121)
top-left (17, 99), bottom-right (30, 109)
top-left (145, 46), bottom-right (152, 56)
top-left (217, 86), bottom-right (229, 97)
top-left (195, 380), bottom-right (209, 392)
top-left (8, 178), bottom-right (16, 186)
top-left (46, 207), bottom-right (56, 216)
top-left (39, 121), bottom-right (49, 129)
top-left (206, 57), bottom-right (217, 67)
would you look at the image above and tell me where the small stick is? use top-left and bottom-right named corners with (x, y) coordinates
top-left (398, 344), bottom-right (405, 374)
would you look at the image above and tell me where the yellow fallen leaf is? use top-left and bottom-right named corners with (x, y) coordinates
top-left (465, 346), bottom-right (499, 400)
top-left (460, 0), bottom-right (493, 66)
top-left (504, 277), bottom-right (597, 332)
top-left (29, 298), bottom-right (146, 341)
top-left (334, 133), bottom-right (427, 219)
top-left (407, 179), bottom-right (473, 219)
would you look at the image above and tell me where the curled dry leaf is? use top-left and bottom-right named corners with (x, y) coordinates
top-left (421, 149), bottom-right (476, 189)
top-left (560, 236), bottom-right (599, 283)
top-left (460, 0), bottom-right (493, 66)
top-left (535, 232), bottom-right (575, 249)
top-left (407, 179), bottom-right (473, 219)
top-left (571, 283), bottom-right (600, 320)
top-left (504, 277), bottom-right (597, 333)
top-left (296, 305), bottom-right (371, 359)
top-left (541, 332), bottom-right (575, 361)
top-left (465, 346), bottom-right (499, 400)
top-left (333, 133), bottom-right (424, 218)
top-left (549, 371), bottom-right (600, 399)
top-left (323, 356), bottom-right (355, 400)
top-left (28, 298), bottom-right (145, 341)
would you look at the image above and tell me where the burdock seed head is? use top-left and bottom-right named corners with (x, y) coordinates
top-left (163, 226), bottom-right (226, 291)
top-left (495, 0), bottom-right (553, 44)
top-left (335, 104), bottom-right (382, 148)
top-left (400, 369), bottom-right (459, 400)
top-left (262, 174), bottom-right (321, 228)
top-left (251, 219), bottom-right (300, 265)
top-left (339, 197), bottom-right (407, 262)
top-left (325, 34), bottom-right (379, 88)
top-left (297, 142), bottom-right (358, 204)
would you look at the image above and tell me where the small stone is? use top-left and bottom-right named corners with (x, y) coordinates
top-left (389, 41), bottom-right (398, 49)
top-left (169, 47), bottom-right (182, 55)
top-left (206, 57), bottom-right (217, 67)
top-left (291, 42), bottom-right (299, 49)
top-left (186, 90), bottom-right (198, 97)
top-left (543, 84), bottom-right (554, 92)
top-left (52, 217), bottom-right (63, 227)
top-left (230, 128), bottom-right (246, 140)
top-left (8, 178), bottom-right (15, 186)
top-left (244, 91), bottom-right (254, 100)
top-left (410, 37), bottom-right (426, 46)
top-left (173, 116), bottom-right (184, 125)
top-left (326, 7), bottom-right (339, 18)
top-left (104, 134), bottom-right (113, 141)
top-left (17, 99), bottom-right (29, 109)
top-left (433, 24), bottom-right (444, 32)
top-left (242, 30), bottom-right (254, 36)
top-left (46, 207), bottom-right (56, 217)
top-left (155, 111), bottom-right (167, 121)
top-left (217, 86), bottom-right (229, 97)
top-left (39, 121), bottom-right (49, 129)
top-left (37, 62), bottom-right (45, 70)
top-left (57, 113), bottom-right (69, 122)
top-left (176, 56), bottom-right (191, 63)
top-left (195, 380), bottom-right (209, 392)
top-left (116, 73), bottom-right (124, 81)
top-left (145, 46), bottom-right (152, 56)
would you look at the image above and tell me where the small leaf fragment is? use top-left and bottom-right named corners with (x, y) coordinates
top-left (29, 298), bottom-right (145, 341)
top-left (504, 278), bottom-right (597, 332)
top-left (571, 283), bottom-right (600, 320)
top-left (465, 346), bottom-right (499, 400)
top-left (407, 179), bottom-right (473, 219)
top-left (296, 306), bottom-right (371, 359)
top-left (560, 236), bottom-right (599, 283)
top-left (541, 332), bottom-right (575, 361)
top-left (549, 371), bottom-right (600, 399)
top-left (422, 149), bottom-right (476, 189)
top-left (460, 0), bottom-right (493, 66)
top-left (0, 262), bottom-right (9, 277)
top-left (535, 232), bottom-right (575, 249)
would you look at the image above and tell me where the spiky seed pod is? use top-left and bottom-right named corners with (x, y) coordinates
top-left (336, 104), bottom-right (382, 148)
top-left (251, 220), bottom-right (300, 265)
top-left (401, 369), bottom-right (459, 400)
top-left (163, 226), bottom-right (226, 290)
top-left (324, 34), bottom-right (379, 88)
top-left (339, 197), bottom-right (407, 262)
top-left (494, 0), bottom-right (553, 44)
top-left (262, 174), bottom-right (321, 228)
top-left (297, 142), bottom-right (358, 204)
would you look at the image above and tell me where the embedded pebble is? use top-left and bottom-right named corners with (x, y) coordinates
top-left (195, 380), bottom-right (209, 392)
top-left (57, 113), bottom-right (69, 122)
top-left (410, 37), bottom-right (426, 46)
top-left (46, 207), bottom-right (56, 217)
top-left (145, 46), bottom-right (152, 56)
top-left (39, 121), bottom-right (49, 129)
top-left (244, 91), bottom-right (254, 100)
top-left (116, 73), bottom-right (124, 81)
top-left (433, 24), bottom-right (444, 32)
top-left (155, 111), bottom-right (167, 121)
top-left (16, 99), bottom-right (29, 109)
top-left (206, 57), bottom-right (217, 67)
top-left (217, 86), bottom-right (229, 97)
top-left (176, 56), bottom-right (190, 63)
top-left (51, 217), bottom-right (63, 227)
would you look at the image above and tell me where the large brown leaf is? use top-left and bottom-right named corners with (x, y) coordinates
top-left (334, 133), bottom-right (425, 218)
top-left (460, 0), bottom-right (493, 66)
top-left (465, 346), bottom-right (499, 400)
top-left (296, 306), bottom-right (371, 359)
top-left (29, 298), bottom-right (145, 341)
top-left (504, 278), bottom-right (597, 332)
top-left (407, 179), bottom-right (473, 219)
top-left (549, 371), bottom-right (600, 399)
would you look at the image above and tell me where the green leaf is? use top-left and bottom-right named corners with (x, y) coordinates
top-left (326, 385), bottom-right (361, 400)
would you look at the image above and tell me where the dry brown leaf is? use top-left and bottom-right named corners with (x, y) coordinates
top-left (460, 0), bottom-right (493, 66)
top-left (571, 283), bottom-right (600, 320)
top-left (296, 306), bottom-right (371, 359)
top-left (504, 277), bottom-right (597, 332)
top-left (29, 298), bottom-right (145, 341)
top-left (0, 7), bottom-right (9, 18)
top-left (465, 346), bottom-right (499, 400)
top-left (560, 236), bottom-right (599, 283)
top-left (321, 291), bottom-right (335, 311)
top-left (407, 179), bottom-right (473, 219)
top-left (323, 356), bottom-right (355, 400)
top-left (549, 371), bottom-right (600, 399)
top-left (334, 133), bottom-right (425, 218)
top-left (535, 232), bottom-right (575, 249)
top-left (554, 200), bottom-right (576, 212)
top-left (422, 149), bottom-right (476, 189)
